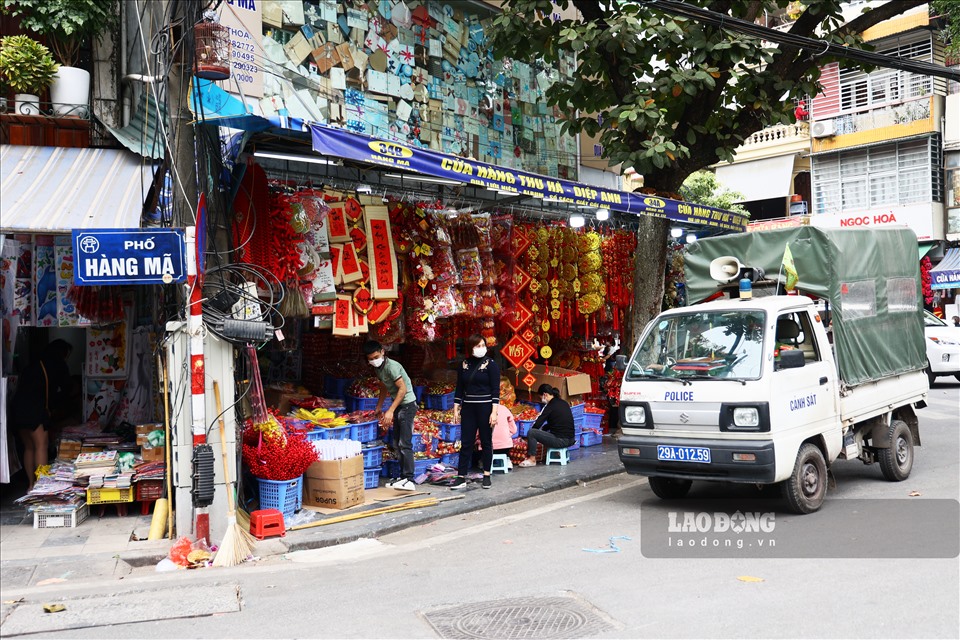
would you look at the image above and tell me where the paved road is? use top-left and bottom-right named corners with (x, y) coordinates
top-left (2, 381), bottom-right (957, 639)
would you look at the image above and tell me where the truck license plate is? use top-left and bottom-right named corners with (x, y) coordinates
top-left (657, 445), bottom-right (711, 463)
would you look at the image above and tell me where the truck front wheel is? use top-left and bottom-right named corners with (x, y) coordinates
top-left (782, 443), bottom-right (827, 514)
top-left (648, 477), bottom-right (693, 500)
top-left (878, 420), bottom-right (914, 482)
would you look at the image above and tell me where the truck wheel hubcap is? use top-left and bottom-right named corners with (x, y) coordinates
top-left (802, 462), bottom-right (819, 495)
top-left (895, 437), bottom-right (908, 466)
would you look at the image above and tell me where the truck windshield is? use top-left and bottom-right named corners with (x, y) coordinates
top-left (627, 311), bottom-right (766, 381)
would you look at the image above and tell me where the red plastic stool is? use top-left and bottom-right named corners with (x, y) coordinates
top-left (250, 509), bottom-right (286, 540)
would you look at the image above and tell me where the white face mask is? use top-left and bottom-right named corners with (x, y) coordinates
top-left (369, 356), bottom-right (384, 368)
top-left (472, 346), bottom-right (487, 358)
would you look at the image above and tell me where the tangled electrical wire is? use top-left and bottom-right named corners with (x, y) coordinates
top-left (201, 263), bottom-right (285, 345)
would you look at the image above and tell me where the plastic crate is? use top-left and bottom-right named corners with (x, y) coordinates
top-left (570, 403), bottom-right (585, 419)
top-left (568, 438), bottom-right (580, 451)
top-left (425, 392), bottom-right (455, 410)
top-left (258, 476), bottom-right (302, 518)
top-left (381, 459), bottom-right (399, 478)
top-left (414, 457), bottom-right (440, 476)
top-left (516, 419), bottom-right (536, 437)
top-left (86, 487), bottom-right (134, 505)
top-left (580, 430), bottom-right (603, 447)
top-left (440, 452), bottom-right (460, 467)
top-left (414, 385), bottom-right (426, 404)
top-left (362, 467), bottom-right (380, 490)
top-left (362, 445), bottom-right (385, 468)
top-left (306, 425), bottom-right (352, 441)
top-left (573, 415), bottom-right (584, 430)
top-left (582, 413), bottom-right (604, 431)
top-left (412, 435), bottom-right (439, 453)
top-left (135, 479), bottom-right (164, 502)
top-left (346, 395), bottom-right (385, 413)
top-left (437, 422), bottom-right (461, 442)
top-left (34, 503), bottom-right (89, 529)
top-left (520, 400), bottom-right (544, 412)
top-left (324, 377), bottom-right (353, 400)
top-left (351, 420), bottom-right (380, 443)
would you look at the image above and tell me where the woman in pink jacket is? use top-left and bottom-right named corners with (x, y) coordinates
top-left (492, 405), bottom-right (518, 454)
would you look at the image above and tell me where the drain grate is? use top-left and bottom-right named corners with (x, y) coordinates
top-left (422, 596), bottom-right (614, 639)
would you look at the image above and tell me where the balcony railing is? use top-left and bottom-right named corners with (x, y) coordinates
top-left (0, 99), bottom-right (121, 150)
top-left (831, 96), bottom-right (932, 135)
top-left (741, 122), bottom-right (810, 148)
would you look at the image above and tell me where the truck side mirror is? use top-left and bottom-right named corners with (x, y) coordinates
top-left (779, 349), bottom-right (805, 370)
top-left (614, 355), bottom-right (627, 371)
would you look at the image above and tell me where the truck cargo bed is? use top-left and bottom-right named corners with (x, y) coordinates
top-left (838, 370), bottom-right (927, 427)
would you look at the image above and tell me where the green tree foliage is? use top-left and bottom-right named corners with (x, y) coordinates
top-left (681, 171), bottom-right (749, 217)
top-left (3, 0), bottom-right (118, 67)
top-left (931, 0), bottom-right (960, 57)
top-left (492, 0), bottom-right (925, 343)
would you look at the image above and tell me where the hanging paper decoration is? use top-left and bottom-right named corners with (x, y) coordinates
top-left (364, 205), bottom-right (399, 299)
top-left (340, 241), bottom-right (364, 283)
top-left (326, 202), bottom-right (352, 243)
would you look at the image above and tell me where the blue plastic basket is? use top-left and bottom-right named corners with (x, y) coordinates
top-left (351, 420), bottom-right (380, 443)
top-left (362, 445), bottom-right (384, 468)
top-left (362, 467), bottom-right (380, 490)
top-left (258, 477), bottom-right (302, 518)
top-left (414, 457), bottom-right (440, 476)
top-left (516, 419), bottom-right (536, 437)
top-left (520, 400), bottom-right (545, 412)
top-left (580, 430), bottom-right (603, 447)
top-left (306, 425), bottom-right (352, 441)
top-left (324, 377), bottom-right (353, 400)
top-left (381, 459), bottom-right (399, 478)
top-left (440, 452), bottom-right (459, 467)
top-left (425, 392), bottom-right (455, 410)
top-left (573, 415), bottom-right (584, 430)
top-left (346, 395), bottom-right (385, 413)
top-left (582, 413), bottom-right (604, 430)
top-left (437, 422), bottom-right (461, 442)
top-left (412, 435), bottom-right (439, 453)
top-left (414, 385), bottom-right (426, 404)
top-left (568, 438), bottom-right (581, 451)
top-left (570, 403), bottom-right (585, 419)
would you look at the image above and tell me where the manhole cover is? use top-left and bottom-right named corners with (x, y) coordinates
top-left (422, 596), bottom-right (614, 639)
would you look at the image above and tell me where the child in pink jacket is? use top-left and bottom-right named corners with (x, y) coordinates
top-left (492, 405), bottom-right (518, 454)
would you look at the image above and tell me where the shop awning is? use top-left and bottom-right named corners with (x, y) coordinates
top-left (0, 146), bottom-right (153, 234)
top-left (918, 241), bottom-right (937, 259)
top-left (930, 247), bottom-right (960, 290)
top-left (102, 92), bottom-right (168, 160)
top-left (309, 125), bottom-right (748, 232)
top-left (715, 155), bottom-right (796, 202)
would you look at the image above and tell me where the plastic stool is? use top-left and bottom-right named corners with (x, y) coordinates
top-left (490, 454), bottom-right (513, 473)
top-left (250, 508), bottom-right (286, 540)
top-left (545, 448), bottom-right (569, 466)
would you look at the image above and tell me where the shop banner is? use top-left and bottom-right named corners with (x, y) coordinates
top-left (310, 125), bottom-right (748, 232)
top-left (72, 228), bottom-right (187, 286)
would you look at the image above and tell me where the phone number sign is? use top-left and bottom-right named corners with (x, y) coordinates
top-left (72, 228), bottom-right (187, 286)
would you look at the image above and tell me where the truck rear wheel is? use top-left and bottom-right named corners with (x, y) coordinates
top-left (878, 420), bottom-right (913, 482)
top-left (648, 477), bottom-right (693, 500)
top-left (782, 443), bottom-right (827, 514)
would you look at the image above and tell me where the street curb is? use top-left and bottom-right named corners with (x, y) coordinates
top-left (281, 463), bottom-right (628, 554)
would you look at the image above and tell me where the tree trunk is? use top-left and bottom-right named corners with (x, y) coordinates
top-left (629, 216), bottom-right (670, 350)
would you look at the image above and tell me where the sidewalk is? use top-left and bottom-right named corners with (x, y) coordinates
top-left (0, 439), bottom-right (625, 589)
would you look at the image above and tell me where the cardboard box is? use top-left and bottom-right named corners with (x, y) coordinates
top-left (303, 456), bottom-right (364, 510)
top-left (507, 365), bottom-right (593, 403)
top-left (141, 446), bottom-right (164, 462)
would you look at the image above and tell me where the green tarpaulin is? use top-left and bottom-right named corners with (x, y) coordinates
top-left (684, 227), bottom-right (926, 387)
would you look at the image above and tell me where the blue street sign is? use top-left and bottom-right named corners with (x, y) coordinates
top-left (72, 228), bottom-right (187, 286)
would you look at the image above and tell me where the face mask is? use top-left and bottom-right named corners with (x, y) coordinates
top-left (369, 357), bottom-right (384, 368)
top-left (472, 346), bottom-right (487, 358)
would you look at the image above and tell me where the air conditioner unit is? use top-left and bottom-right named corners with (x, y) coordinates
top-left (811, 119), bottom-right (836, 138)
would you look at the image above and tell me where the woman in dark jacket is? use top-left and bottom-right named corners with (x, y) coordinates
top-left (451, 334), bottom-right (500, 490)
top-left (518, 384), bottom-right (576, 467)
top-left (11, 339), bottom-right (72, 490)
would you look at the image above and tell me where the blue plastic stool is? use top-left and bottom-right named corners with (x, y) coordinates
top-left (491, 453), bottom-right (513, 473)
top-left (546, 448), bottom-right (569, 466)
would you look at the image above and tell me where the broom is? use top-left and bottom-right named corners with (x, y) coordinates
top-left (212, 380), bottom-right (257, 567)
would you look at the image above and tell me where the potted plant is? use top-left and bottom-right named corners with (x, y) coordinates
top-left (3, 0), bottom-right (119, 116)
top-left (0, 35), bottom-right (58, 115)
